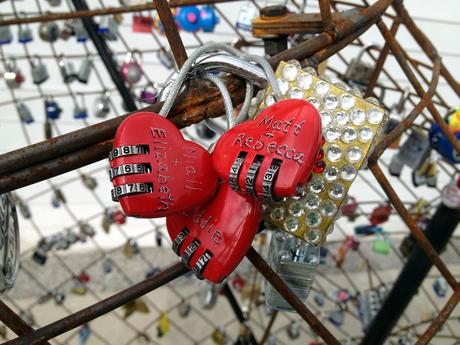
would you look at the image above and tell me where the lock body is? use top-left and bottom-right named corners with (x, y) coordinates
top-left (264, 230), bottom-right (319, 311)
top-left (18, 26), bottom-right (33, 44)
top-left (32, 59), bottom-right (49, 85)
top-left (344, 58), bottom-right (374, 88)
top-left (429, 123), bottom-right (460, 164)
top-left (58, 58), bottom-right (77, 83)
top-left (389, 130), bottom-right (430, 176)
top-left (0, 26), bottom-right (13, 45)
top-left (18, 102), bottom-right (34, 124)
top-left (0, 193), bottom-right (20, 292)
top-left (39, 22), bottom-right (60, 42)
top-left (120, 61), bottom-right (142, 85)
top-left (77, 59), bottom-right (92, 83)
top-left (45, 98), bottom-right (62, 119)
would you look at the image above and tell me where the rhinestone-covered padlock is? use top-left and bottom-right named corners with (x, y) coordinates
top-left (109, 112), bottom-right (218, 218)
top-left (258, 61), bottom-right (388, 245)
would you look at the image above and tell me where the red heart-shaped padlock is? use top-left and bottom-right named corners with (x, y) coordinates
top-left (166, 183), bottom-right (261, 283)
top-left (212, 99), bottom-right (321, 199)
top-left (110, 112), bottom-right (218, 218)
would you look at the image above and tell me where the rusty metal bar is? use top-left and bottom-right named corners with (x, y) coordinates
top-left (0, 0), bottom-right (240, 26)
top-left (154, 0), bottom-right (188, 68)
top-left (246, 247), bottom-right (341, 345)
top-left (369, 57), bottom-right (441, 162)
top-left (415, 290), bottom-right (460, 345)
top-left (368, 164), bottom-right (457, 288)
top-left (0, 302), bottom-right (50, 345)
top-left (360, 202), bottom-right (460, 345)
top-left (319, 0), bottom-right (334, 32)
top-left (2, 262), bottom-right (188, 345)
top-left (0, 0), bottom-right (394, 194)
top-left (391, 0), bottom-right (460, 97)
top-left (258, 311), bottom-right (278, 345)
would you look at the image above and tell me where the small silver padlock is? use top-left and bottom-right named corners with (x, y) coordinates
top-left (157, 48), bottom-right (175, 70)
top-left (98, 16), bottom-right (118, 41)
top-left (4, 57), bottom-right (25, 89)
top-left (45, 0), bottom-right (62, 6)
top-left (0, 193), bottom-right (20, 293)
top-left (264, 230), bottom-right (319, 311)
top-left (344, 45), bottom-right (378, 88)
top-left (31, 55), bottom-right (49, 85)
top-left (199, 282), bottom-right (220, 309)
top-left (17, 13), bottom-right (33, 44)
top-left (77, 58), bottom-right (92, 84)
top-left (93, 90), bottom-right (111, 118)
top-left (58, 55), bottom-right (77, 83)
top-left (38, 21), bottom-right (60, 43)
top-left (71, 20), bottom-right (88, 42)
top-left (17, 101), bottom-right (34, 124)
top-left (0, 15), bottom-right (13, 45)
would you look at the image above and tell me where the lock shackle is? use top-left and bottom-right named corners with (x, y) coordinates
top-left (5, 56), bottom-right (18, 70)
top-left (355, 43), bottom-right (381, 62)
top-left (125, 49), bottom-right (143, 64)
top-left (30, 54), bottom-right (43, 67)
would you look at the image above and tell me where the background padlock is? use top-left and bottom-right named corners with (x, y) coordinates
top-left (98, 16), bottom-right (119, 41)
top-left (389, 130), bottom-right (431, 176)
top-left (236, 1), bottom-right (257, 31)
top-left (17, 14), bottom-right (33, 44)
top-left (138, 83), bottom-right (158, 104)
top-left (45, 0), bottom-right (62, 6)
top-left (264, 230), bottom-right (319, 311)
top-left (157, 48), bottom-right (175, 69)
top-left (120, 50), bottom-right (143, 85)
top-left (38, 21), bottom-right (60, 42)
top-left (344, 45), bottom-right (378, 89)
top-left (77, 58), bottom-right (92, 84)
top-left (31, 55), bottom-right (49, 85)
top-left (4, 57), bottom-right (25, 89)
top-left (0, 15), bottom-right (13, 45)
top-left (58, 55), bottom-right (77, 83)
top-left (200, 5), bottom-right (219, 32)
top-left (17, 101), bottom-right (34, 124)
top-left (45, 97), bottom-right (62, 120)
top-left (74, 94), bottom-right (88, 119)
top-left (93, 90), bottom-right (111, 118)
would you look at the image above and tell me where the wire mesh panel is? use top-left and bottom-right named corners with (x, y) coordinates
top-left (0, 0), bottom-right (459, 344)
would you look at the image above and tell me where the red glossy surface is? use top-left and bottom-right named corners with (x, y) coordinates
top-left (110, 112), bottom-right (218, 218)
top-left (212, 99), bottom-right (322, 198)
top-left (166, 183), bottom-right (262, 283)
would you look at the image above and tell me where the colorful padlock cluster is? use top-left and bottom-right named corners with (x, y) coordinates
top-left (108, 61), bottom-right (388, 284)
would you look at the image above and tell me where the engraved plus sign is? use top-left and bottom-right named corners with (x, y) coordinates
top-left (172, 158), bottom-right (182, 167)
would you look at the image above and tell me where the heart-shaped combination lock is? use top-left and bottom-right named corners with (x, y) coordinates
top-left (166, 183), bottom-right (262, 283)
top-left (110, 112), bottom-right (218, 218)
top-left (212, 99), bottom-right (322, 200)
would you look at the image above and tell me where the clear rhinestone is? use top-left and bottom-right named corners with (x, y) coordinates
top-left (359, 126), bottom-right (373, 143)
top-left (324, 94), bottom-right (339, 110)
top-left (341, 126), bottom-right (357, 143)
top-left (325, 126), bottom-right (341, 142)
top-left (282, 64), bottom-right (299, 82)
top-left (315, 81), bottom-right (330, 98)
top-left (320, 200), bottom-right (337, 217)
top-left (350, 109), bottom-right (366, 125)
top-left (367, 108), bottom-right (384, 124)
top-left (326, 145), bottom-right (342, 162)
top-left (328, 183), bottom-right (345, 200)
top-left (288, 87), bottom-right (304, 99)
top-left (340, 93), bottom-right (355, 110)
top-left (277, 78), bottom-right (289, 95)
top-left (305, 228), bottom-right (321, 244)
top-left (284, 217), bottom-right (300, 232)
top-left (365, 97), bottom-right (379, 106)
top-left (346, 146), bottom-right (362, 163)
top-left (324, 166), bottom-right (339, 182)
top-left (288, 201), bottom-right (304, 216)
top-left (335, 111), bottom-right (349, 126)
top-left (270, 207), bottom-right (285, 221)
top-left (321, 111), bottom-right (332, 128)
top-left (305, 193), bottom-right (320, 209)
top-left (296, 73), bottom-right (313, 89)
top-left (309, 176), bottom-right (325, 194)
top-left (340, 165), bottom-right (357, 181)
top-left (305, 211), bottom-right (322, 228)
top-left (265, 93), bottom-right (275, 106)
top-left (307, 97), bottom-right (321, 110)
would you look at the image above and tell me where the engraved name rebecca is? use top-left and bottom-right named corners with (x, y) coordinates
top-left (150, 127), bottom-right (203, 211)
top-left (232, 115), bottom-right (305, 164)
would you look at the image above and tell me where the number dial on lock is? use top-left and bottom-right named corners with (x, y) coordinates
top-left (166, 183), bottom-right (261, 283)
top-left (212, 99), bottom-right (322, 199)
top-left (110, 112), bottom-right (218, 218)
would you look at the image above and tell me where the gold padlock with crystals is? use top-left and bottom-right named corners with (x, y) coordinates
top-left (255, 61), bottom-right (388, 245)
